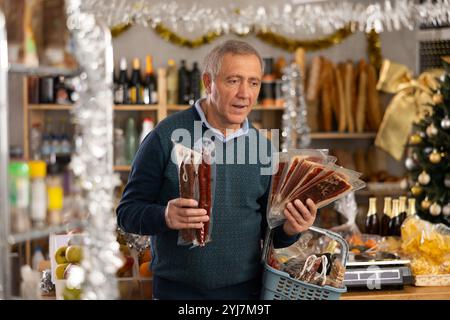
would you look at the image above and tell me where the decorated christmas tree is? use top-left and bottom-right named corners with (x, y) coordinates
top-left (406, 57), bottom-right (450, 226)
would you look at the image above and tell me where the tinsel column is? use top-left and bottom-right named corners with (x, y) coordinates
top-left (64, 0), bottom-right (122, 299)
top-left (281, 63), bottom-right (311, 151)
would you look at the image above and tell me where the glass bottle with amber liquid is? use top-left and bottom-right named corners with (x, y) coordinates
top-left (365, 197), bottom-right (379, 235)
top-left (142, 55), bottom-right (158, 105)
top-left (388, 199), bottom-right (402, 236)
top-left (166, 59), bottom-right (178, 105)
top-left (129, 58), bottom-right (143, 104)
top-left (380, 197), bottom-right (392, 236)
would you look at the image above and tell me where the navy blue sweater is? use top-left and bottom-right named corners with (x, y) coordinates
top-left (116, 106), bottom-right (297, 290)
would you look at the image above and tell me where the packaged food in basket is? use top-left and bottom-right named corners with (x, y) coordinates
top-left (172, 140), bottom-right (216, 248)
top-left (268, 149), bottom-right (366, 228)
top-left (271, 232), bottom-right (347, 289)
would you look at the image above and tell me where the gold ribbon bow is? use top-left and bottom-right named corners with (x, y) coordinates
top-left (374, 59), bottom-right (443, 161)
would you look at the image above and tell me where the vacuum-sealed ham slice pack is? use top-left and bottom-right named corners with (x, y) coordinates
top-left (268, 149), bottom-right (365, 229)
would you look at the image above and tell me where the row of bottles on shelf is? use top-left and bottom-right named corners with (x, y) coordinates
top-left (365, 196), bottom-right (416, 237)
top-left (28, 55), bottom-right (289, 108)
top-left (114, 117), bottom-right (154, 166)
top-left (28, 75), bottom-right (77, 105)
top-left (8, 159), bottom-right (77, 233)
top-left (30, 118), bottom-right (72, 167)
top-left (113, 55), bottom-right (288, 107)
top-left (114, 56), bottom-right (203, 106)
top-left (114, 55), bottom-right (158, 105)
top-left (30, 114), bottom-right (154, 168)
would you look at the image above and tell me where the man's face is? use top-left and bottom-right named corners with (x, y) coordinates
top-left (204, 53), bottom-right (262, 129)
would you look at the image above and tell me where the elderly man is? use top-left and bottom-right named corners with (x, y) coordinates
top-left (117, 40), bottom-right (317, 299)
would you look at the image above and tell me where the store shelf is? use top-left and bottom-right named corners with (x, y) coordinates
top-left (356, 188), bottom-right (407, 197)
top-left (114, 165), bottom-right (131, 172)
top-left (310, 132), bottom-right (377, 139)
top-left (9, 63), bottom-right (80, 77)
top-left (167, 104), bottom-right (191, 111)
top-left (28, 104), bottom-right (160, 111)
top-left (253, 105), bottom-right (284, 111)
top-left (114, 105), bottom-right (159, 111)
top-left (7, 220), bottom-right (86, 245)
top-left (167, 105), bottom-right (286, 111)
top-left (29, 104), bottom-right (72, 111)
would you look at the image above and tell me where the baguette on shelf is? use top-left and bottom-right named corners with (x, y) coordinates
top-left (304, 56), bottom-right (383, 133)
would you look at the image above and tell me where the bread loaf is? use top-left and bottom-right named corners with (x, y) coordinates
top-left (344, 62), bottom-right (355, 133)
top-left (306, 56), bottom-right (322, 102)
top-left (335, 64), bottom-right (346, 132)
top-left (320, 59), bottom-right (333, 131)
top-left (356, 59), bottom-right (368, 133)
top-left (366, 64), bottom-right (382, 131)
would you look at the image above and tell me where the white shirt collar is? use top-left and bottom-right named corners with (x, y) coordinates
top-left (194, 98), bottom-right (249, 142)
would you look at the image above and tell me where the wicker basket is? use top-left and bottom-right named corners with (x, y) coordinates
top-left (261, 226), bottom-right (349, 300)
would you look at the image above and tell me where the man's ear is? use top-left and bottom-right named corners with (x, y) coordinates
top-left (202, 73), bottom-right (212, 94)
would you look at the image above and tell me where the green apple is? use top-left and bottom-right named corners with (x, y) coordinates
top-left (63, 286), bottom-right (82, 300)
top-left (54, 246), bottom-right (68, 264)
top-left (55, 263), bottom-right (69, 280)
top-left (65, 245), bottom-right (83, 263)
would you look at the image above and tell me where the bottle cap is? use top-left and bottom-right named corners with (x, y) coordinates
top-left (120, 57), bottom-right (127, 70)
top-left (29, 161), bottom-right (47, 178)
top-left (133, 58), bottom-right (140, 69)
top-left (8, 162), bottom-right (29, 177)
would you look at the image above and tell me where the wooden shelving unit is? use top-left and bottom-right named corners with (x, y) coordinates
top-left (113, 165), bottom-right (131, 172)
top-left (167, 104), bottom-right (286, 112)
top-left (29, 104), bottom-right (160, 111)
top-left (310, 132), bottom-right (377, 139)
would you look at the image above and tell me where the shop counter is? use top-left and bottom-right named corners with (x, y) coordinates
top-left (342, 285), bottom-right (450, 300)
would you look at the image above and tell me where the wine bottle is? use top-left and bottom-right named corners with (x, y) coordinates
top-left (407, 198), bottom-right (416, 217)
top-left (189, 62), bottom-right (201, 105)
top-left (115, 57), bottom-right (129, 104)
top-left (125, 118), bottom-right (138, 165)
top-left (388, 199), bottom-right (401, 236)
top-left (167, 59), bottom-right (178, 105)
top-left (365, 197), bottom-right (379, 235)
top-left (129, 58), bottom-right (143, 104)
top-left (139, 118), bottom-right (154, 144)
top-left (178, 60), bottom-right (190, 105)
top-left (380, 197), bottom-right (392, 236)
top-left (398, 196), bottom-right (407, 226)
top-left (143, 55), bottom-right (158, 105)
top-left (260, 57), bottom-right (275, 106)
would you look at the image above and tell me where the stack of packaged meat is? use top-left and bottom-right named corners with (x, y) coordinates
top-left (268, 149), bottom-right (366, 228)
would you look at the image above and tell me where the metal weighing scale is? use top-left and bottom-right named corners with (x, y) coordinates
top-left (344, 251), bottom-right (413, 288)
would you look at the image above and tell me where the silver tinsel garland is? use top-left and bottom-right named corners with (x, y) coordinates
top-left (65, 0), bottom-right (122, 300)
top-left (82, 0), bottom-right (450, 36)
top-left (281, 63), bottom-right (311, 151)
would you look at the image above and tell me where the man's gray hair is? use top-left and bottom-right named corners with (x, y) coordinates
top-left (202, 40), bottom-right (264, 78)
